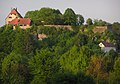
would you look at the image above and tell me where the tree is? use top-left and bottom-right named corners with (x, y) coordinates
top-left (0, 25), bottom-right (15, 54)
top-left (87, 55), bottom-right (109, 84)
top-left (109, 57), bottom-right (120, 84)
top-left (53, 72), bottom-right (76, 84)
top-left (63, 8), bottom-right (76, 25)
top-left (53, 72), bottom-right (95, 84)
top-left (29, 49), bottom-right (59, 84)
top-left (2, 52), bottom-right (31, 84)
top-left (60, 45), bottom-right (89, 74)
top-left (112, 22), bottom-right (120, 34)
top-left (76, 72), bottom-right (95, 84)
top-left (94, 19), bottom-right (107, 26)
top-left (25, 7), bottom-right (63, 25)
top-left (12, 29), bottom-right (36, 55)
top-left (79, 34), bottom-right (88, 46)
top-left (25, 10), bottom-right (40, 26)
top-left (0, 52), bottom-right (7, 83)
top-left (86, 18), bottom-right (93, 25)
top-left (76, 14), bottom-right (84, 25)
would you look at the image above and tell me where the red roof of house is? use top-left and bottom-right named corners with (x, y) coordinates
top-left (9, 8), bottom-right (22, 18)
top-left (10, 9), bottom-right (18, 14)
top-left (102, 41), bottom-right (115, 47)
top-left (9, 18), bottom-right (31, 25)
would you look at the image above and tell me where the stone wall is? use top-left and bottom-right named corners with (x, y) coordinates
top-left (44, 25), bottom-right (73, 30)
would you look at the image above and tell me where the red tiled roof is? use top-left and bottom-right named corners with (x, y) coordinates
top-left (9, 18), bottom-right (31, 25)
top-left (9, 9), bottom-right (22, 18)
top-left (10, 9), bottom-right (18, 14)
top-left (102, 41), bottom-right (115, 47)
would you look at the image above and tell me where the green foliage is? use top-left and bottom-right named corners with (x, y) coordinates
top-left (94, 19), bottom-right (107, 26)
top-left (78, 34), bottom-right (88, 46)
top-left (29, 49), bottom-right (59, 84)
top-left (0, 25), bottom-right (15, 54)
top-left (12, 29), bottom-right (36, 55)
top-left (109, 57), bottom-right (120, 84)
top-left (0, 7), bottom-right (120, 83)
top-left (0, 52), bottom-right (7, 83)
top-left (87, 55), bottom-right (109, 84)
top-left (25, 7), bottom-right (63, 25)
top-left (100, 30), bottom-right (116, 42)
top-left (76, 14), bottom-right (84, 25)
top-left (60, 45), bottom-right (89, 73)
top-left (2, 52), bottom-right (31, 84)
top-left (25, 7), bottom-right (85, 26)
top-left (63, 8), bottom-right (76, 25)
top-left (53, 72), bottom-right (76, 84)
top-left (53, 72), bottom-right (95, 84)
top-left (86, 18), bottom-right (93, 25)
top-left (112, 22), bottom-right (120, 34)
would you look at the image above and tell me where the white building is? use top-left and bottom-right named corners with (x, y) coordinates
top-left (99, 41), bottom-right (116, 52)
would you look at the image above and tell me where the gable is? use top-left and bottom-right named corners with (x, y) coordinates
top-left (6, 8), bottom-right (22, 20)
top-left (99, 43), bottom-right (105, 47)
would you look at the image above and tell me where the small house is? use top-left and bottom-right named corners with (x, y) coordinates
top-left (6, 8), bottom-right (31, 29)
top-left (99, 41), bottom-right (116, 52)
top-left (9, 18), bottom-right (31, 29)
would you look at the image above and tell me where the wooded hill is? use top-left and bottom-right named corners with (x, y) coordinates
top-left (0, 7), bottom-right (120, 84)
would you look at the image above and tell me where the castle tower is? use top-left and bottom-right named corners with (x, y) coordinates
top-left (5, 8), bottom-right (23, 24)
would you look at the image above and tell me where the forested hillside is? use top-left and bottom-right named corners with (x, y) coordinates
top-left (0, 7), bottom-right (120, 84)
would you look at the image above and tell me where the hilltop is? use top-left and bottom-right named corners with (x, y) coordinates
top-left (0, 7), bottom-right (120, 84)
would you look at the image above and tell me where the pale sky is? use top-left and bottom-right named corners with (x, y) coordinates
top-left (0, 0), bottom-right (120, 26)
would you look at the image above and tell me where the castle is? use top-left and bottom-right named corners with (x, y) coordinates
top-left (5, 8), bottom-right (31, 29)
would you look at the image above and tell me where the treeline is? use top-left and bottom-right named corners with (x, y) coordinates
top-left (25, 7), bottom-right (110, 26)
top-left (0, 23), bottom-right (120, 84)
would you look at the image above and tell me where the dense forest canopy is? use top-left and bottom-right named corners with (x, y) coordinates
top-left (0, 7), bottom-right (120, 84)
top-left (25, 7), bottom-right (85, 26)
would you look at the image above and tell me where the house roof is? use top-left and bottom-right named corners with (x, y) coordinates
top-left (8, 8), bottom-right (23, 18)
top-left (102, 41), bottom-right (115, 47)
top-left (9, 18), bottom-right (31, 25)
top-left (10, 9), bottom-right (18, 14)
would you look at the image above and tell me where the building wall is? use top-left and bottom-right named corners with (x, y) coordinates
top-left (6, 13), bottom-right (21, 24)
top-left (101, 47), bottom-right (116, 52)
top-left (38, 34), bottom-right (47, 40)
top-left (93, 26), bottom-right (112, 33)
top-left (19, 24), bottom-right (31, 29)
top-left (44, 25), bottom-right (73, 30)
top-left (99, 43), bottom-right (105, 47)
top-left (13, 25), bottom-right (31, 30)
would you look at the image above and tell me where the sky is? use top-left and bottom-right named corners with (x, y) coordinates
top-left (0, 0), bottom-right (120, 27)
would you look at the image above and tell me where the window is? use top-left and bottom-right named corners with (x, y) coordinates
top-left (18, 20), bottom-right (20, 22)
